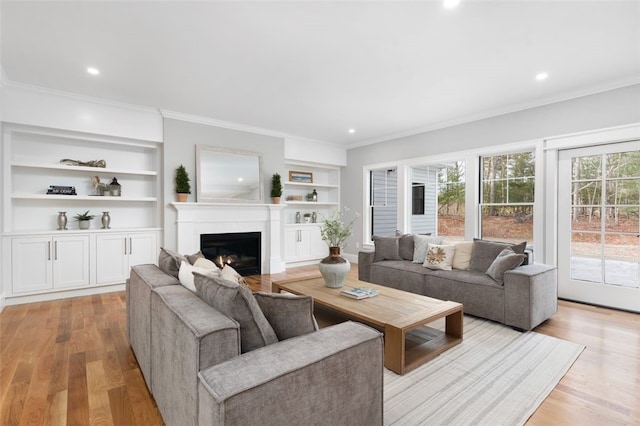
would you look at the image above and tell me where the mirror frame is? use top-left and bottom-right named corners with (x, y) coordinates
top-left (195, 145), bottom-right (264, 203)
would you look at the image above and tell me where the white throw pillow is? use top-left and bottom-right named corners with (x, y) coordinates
top-left (220, 264), bottom-right (246, 286)
top-left (193, 257), bottom-right (220, 271)
top-left (423, 243), bottom-right (456, 271)
top-left (452, 241), bottom-right (474, 270)
top-left (412, 235), bottom-right (445, 263)
top-left (178, 261), bottom-right (217, 292)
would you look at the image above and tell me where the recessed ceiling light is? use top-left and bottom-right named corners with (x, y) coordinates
top-left (535, 72), bottom-right (548, 81)
top-left (443, 0), bottom-right (461, 9)
top-left (87, 67), bottom-right (100, 76)
top-left (348, 129), bottom-right (356, 134)
top-left (238, 177), bottom-right (243, 182)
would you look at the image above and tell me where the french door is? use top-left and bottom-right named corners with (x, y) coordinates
top-left (558, 141), bottom-right (640, 312)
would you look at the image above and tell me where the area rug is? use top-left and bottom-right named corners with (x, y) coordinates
top-left (384, 316), bottom-right (585, 425)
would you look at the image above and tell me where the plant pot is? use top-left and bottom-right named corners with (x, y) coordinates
top-left (78, 220), bottom-right (90, 230)
top-left (272, 197), bottom-right (281, 204)
top-left (177, 193), bottom-right (188, 202)
top-left (319, 247), bottom-right (350, 288)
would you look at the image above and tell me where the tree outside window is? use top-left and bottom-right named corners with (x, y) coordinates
top-left (437, 161), bottom-right (465, 241)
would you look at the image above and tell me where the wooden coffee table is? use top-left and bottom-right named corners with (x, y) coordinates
top-left (272, 275), bottom-right (463, 375)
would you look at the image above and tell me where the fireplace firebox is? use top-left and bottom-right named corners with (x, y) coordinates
top-left (200, 232), bottom-right (261, 276)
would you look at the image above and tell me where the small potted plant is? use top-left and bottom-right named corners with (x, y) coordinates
top-left (175, 164), bottom-right (191, 202)
top-left (270, 173), bottom-right (283, 204)
top-left (74, 210), bottom-right (95, 229)
top-left (303, 213), bottom-right (312, 223)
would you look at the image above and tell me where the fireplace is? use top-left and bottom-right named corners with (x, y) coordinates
top-left (200, 232), bottom-right (261, 276)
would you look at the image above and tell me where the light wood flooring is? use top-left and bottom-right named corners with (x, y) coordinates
top-left (1, 265), bottom-right (638, 425)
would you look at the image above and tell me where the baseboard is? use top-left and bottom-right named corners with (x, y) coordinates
top-left (343, 252), bottom-right (358, 263)
top-left (4, 284), bottom-right (125, 306)
top-left (0, 292), bottom-right (5, 313)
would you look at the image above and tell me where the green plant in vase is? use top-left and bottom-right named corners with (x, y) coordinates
top-left (74, 210), bottom-right (95, 229)
top-left (271, 173), bottom-right (283, 203)
top-left (175, 164), bottom-right (191, 202)
top-left (318, 207), bottom-right (360, 288)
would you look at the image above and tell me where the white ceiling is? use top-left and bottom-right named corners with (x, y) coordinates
top-left (2, 1), bottom-right (639, 147)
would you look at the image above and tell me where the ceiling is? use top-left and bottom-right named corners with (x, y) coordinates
top-left (2, 1), bottom-right (639, 147)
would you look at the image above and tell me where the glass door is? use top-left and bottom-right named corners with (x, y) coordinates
top-left (558, 141), bottom-right (639, 312)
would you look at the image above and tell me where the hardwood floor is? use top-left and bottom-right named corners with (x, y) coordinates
top-left (1, 265), bottom-right (638, 425)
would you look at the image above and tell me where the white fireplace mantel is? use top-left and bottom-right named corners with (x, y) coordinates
top-left (170, 202), bottom-right (286, 274)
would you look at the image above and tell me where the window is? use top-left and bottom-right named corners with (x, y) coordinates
top-left (437, 161), bottom-right (466, 241)
top-left (369, 168), bottom-right (397, 238)
top-left (480, 152), bottom-right (535, 245)
top-left (412, 184), bottom-right (425, 215)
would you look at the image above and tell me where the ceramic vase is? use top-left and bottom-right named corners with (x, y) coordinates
top-left (101, 212), bottom-right (111, 229)
top-left (319, 246), bottom-right (350, 288)
top-left (57, 212), bottom-right (68, 230)
top-left (79, 220), bottom-right (90, 230)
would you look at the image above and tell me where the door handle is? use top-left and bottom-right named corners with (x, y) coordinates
top-left (54, 241), bottom-right (58, 260)
top-left (48, 241), bottom-right (51, 261)
top-left (124, 238), bottom-right (127, 255)
top-left (129, 238), bottom-right (133, 255)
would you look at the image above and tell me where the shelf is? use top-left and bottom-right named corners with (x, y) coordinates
top-left (3, 227), bottom-right (162, 237)
top-left (284, 181), bottom-right (338, 189)
top-left (12, 194), bottom-right (157, 202)
top-left (285, 201), bottom-right (339, 206)
top-left (11, 162), bottom-right (157, 176)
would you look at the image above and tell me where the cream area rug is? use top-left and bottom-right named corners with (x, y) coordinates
top-left (384, 316), bottom-right (585, 426)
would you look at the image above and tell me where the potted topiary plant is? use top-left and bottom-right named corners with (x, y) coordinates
top-left (74, 210), bottom-right (95, 229)
top-left (270, 173), bottom-right (283, 204)
top-left (175, 164), bottom-right (191, 202)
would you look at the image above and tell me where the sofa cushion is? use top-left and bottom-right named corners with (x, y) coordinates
top-left (469, 239), bottom-right (527, 272)
top-left (194, 273), bottom-right (278, 353)
top-left (397, 232), bottom-right (415, 261)
top-left (372, 236), bottom-right (402, 262)
top-left (423, 244), bottom-right (456, 271)
top-left (486, 247), bottom-right (526, 285)
top-left (158, 247), bottom-right (189, 278)
top-left (186, 250), bottom-right (205, 265)
top-left (450, 241), bottom-right (473, 270)
top-left (254, 292), bottom-right (318, 340)
top-left (412, 235), bottom-right (444, 263)
top-left (193, 257), bottom-right (220, 271)
top-left (178, 260), bottom-right (217, 292)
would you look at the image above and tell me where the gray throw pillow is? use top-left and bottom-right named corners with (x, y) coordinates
top-left (186, 250), bottom-right (205, 265)
top-left (486, 247), bottom-right (526, 285)
top-left (469, 239), bottom-right (527, 272)
top-left (193, 272), bottom-right (278, 353)
top-left (254, 292), bottom-right (318, 341)
top-left (373, 236), bottom-right (402, 262)
top-left (158, 247), bottom-right (188, 278)
top-left (396, 231), bottom-right (415, 261)
top-left (412, 235), bottom-right (445, 263)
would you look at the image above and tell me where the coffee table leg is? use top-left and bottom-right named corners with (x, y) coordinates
top-left (446, 309), bottom-right (463, 338)
top-left (384, 325), bottom-right (405, 375)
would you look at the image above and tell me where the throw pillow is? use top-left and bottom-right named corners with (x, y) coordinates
top-left (412, 235), bottom-right (445, 263)
top-left (193, 257), bottom-right (220, 271)
top-left (254, 292), bottom-right (318, 341)
top-left (158, 247), bottom-right (188, 278)
top-left (452, 241), bottom-right (474, 270)
top-left (186, 251), bottom-right (205, 265)
top-left (372, 236), bottom-right (402, 262)
top-left (486, 247), bottom-right (526, 285)
top-left (178, 260), bottom-right (216, 292)
top-left (220, 264), bottom-right (246, 286)
top-left (193, 272), bottom-right (278, 353)
top-left (396, 231), bottom-right (415, 261)
top-left (423, 243), bottom-right (456, 271)
top-left (469, 239), bottom-right (527, 272)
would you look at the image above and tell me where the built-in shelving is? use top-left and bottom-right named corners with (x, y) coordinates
top-left (12, 194), bottom-right (158, 202)
top-left (11, 162), bottom-right (157, 176)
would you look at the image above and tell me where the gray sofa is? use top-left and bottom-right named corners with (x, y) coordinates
top-left (127, 264), bottom-right (384, 426)
top-left (358, 239), bottom-right (558, 331)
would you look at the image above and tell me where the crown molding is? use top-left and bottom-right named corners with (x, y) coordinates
top-left (160, 109), bottom-right (341, 148)
top-left (346, 76), bottom-right (640, 150)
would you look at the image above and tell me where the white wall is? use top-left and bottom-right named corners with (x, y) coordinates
top-left (343, 84), bottom-right (640, 254)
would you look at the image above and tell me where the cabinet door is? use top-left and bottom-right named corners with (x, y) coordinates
top-left (298, 228), bottom-right (314, 260)
top-left (310, 226), bottom-right (328, 259)
top-left (11, 237), bottom-right (53, 294)
top-left (284, 228), bottom-right (300, 262)
top-left (128, 233), bottom-right (157, 268)
top-left (53, 235), bottom-right (90, 289)
top-left (96, 234), bottom-right (129, 284)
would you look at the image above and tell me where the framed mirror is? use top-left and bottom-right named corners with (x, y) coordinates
top-left (196, 145), bottom-right (264, 203)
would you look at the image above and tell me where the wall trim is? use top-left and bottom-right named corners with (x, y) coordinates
top-left (4, 284), bottom-right (125, 306)
top-left (0, 293), bottom-right (5, 313)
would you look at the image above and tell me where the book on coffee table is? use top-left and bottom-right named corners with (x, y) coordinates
top-left (340, 287), bottom-right (379, 300)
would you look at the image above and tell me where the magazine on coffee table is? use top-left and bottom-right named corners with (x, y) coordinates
top-left (340, 287), bottom-right (379, 300)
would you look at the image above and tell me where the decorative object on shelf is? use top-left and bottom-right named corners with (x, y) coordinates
top-left (270, 173), bottom-right (283, 204)
top-left (101, 212), bottom-right (111, 229)
top-left (175, 164), bottom-right (191, 202)
top-left (311, 211), bottom-right (317, 223)
top-left (109, 177), bottom-right (121, 196)
top-left (286, 195), bottom-right (303, 201)
top-left (318, 207), bottom-right (360, 288)
top-left (74, 210), bottom-right (95, 230)
top-left (289, 170), bottom-right (313, 183)
top-left (60, 159), bottom-right (106, 168)
top-left (92, 176), bottom-right (101, 195)
top-left (305, 192), bottom-right (314, 201)
top-left (312, 189), bottom-right (318, 202)
top-left (295, 211), bottom-right (301, 223)
top-left (303, 213), bottom-right (312, 223)
top-left (57, 212), bottom-right (68, 230)
top-left (47, 185), bottom-right (76, 195)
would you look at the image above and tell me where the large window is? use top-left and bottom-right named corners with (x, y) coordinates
top-left (370, 168), bottom-right (397, 238)
top-left (480, 152), bottom-right (535, 245)
top-left (437, 161), bottom-right (466, 241)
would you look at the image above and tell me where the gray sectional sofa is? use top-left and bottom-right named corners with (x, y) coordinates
top-left (127, 263), bottom-right (384, 426)
top-left (358, 237), bottom-right (558, 330)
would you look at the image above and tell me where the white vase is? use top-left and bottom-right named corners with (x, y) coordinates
top-left (79, 220), bottom-right (90, 230)
top-left (319, 247), bottom-right (350, 288)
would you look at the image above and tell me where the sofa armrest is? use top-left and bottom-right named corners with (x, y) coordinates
top-left (358, 251), bottom-right (375, 283)
top-left (152, 285), bottom-right (240, 426)
top-left (198, 321), bottom-right (383, 426)
top-left (504, 264), bottom-right (558, 331)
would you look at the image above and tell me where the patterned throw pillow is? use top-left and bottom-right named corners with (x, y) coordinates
top-left (412, 235), bottom-right (445, 263)
top-left (423, 243), bottom-right (456, 271)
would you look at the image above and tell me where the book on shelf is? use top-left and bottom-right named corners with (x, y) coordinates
top-left (340, 287), bottom-right (379, 300)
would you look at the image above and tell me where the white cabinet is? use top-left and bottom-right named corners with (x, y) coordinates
top-left (96, 232), bottom-right (157, 284)
top-left (11, 235), bottom-right (90, 294)
top-left (284, 225), bottom-right (327, 263)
